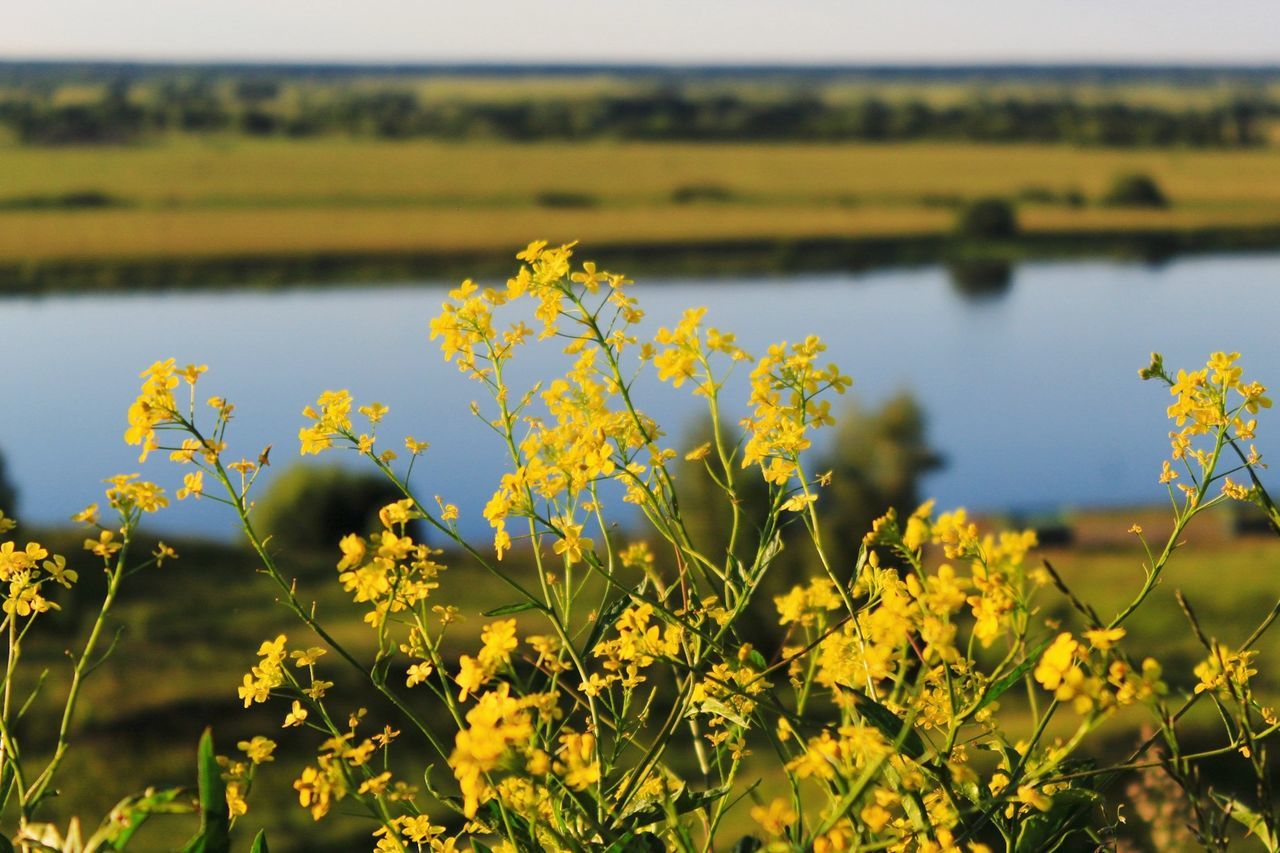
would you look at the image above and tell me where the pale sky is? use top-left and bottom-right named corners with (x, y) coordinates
top-left (6, 0), bottom-right (1280, 65)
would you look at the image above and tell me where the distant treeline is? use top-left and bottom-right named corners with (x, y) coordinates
top-left (0, 73), bottom-right (1275, 147)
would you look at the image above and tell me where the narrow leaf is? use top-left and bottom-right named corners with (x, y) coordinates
top-left (181, 728), bottom-right (230, 853)
top-left (91, 787), bottom-right (192, 850)
top-left (483, 601), bottom-right (542, 617)
top-left (1215, 794), bottom-right (1280, 852)
top-left (836, 684), bottom-right (927, 762)
top-left (975, 636), bottom-right (1053, 715)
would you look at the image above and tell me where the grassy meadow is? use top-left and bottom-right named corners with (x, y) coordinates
top-left (4, 139), bottom-right (1280, 276)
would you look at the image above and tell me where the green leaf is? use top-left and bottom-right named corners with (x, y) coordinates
top-left (1013, 788), bottom-right (1099, 853)
top-left (89, 786), bottom-right (193, 850)
top-left (181, 729), bottom-right (230, 853)
top-left (730, 838), bottom-right (763, 853)
top-left (836, 684), bottom-right (927, 762)
top-left (249, 830), bottom-right (269, 853)
top-left (620, 783), bottom-right (732, 826)
top-left (483, 601), bottom-right (542, 617)
top-left (0, 834), bottom-right (14, 853)
top-left (745, 649), bottom-right (768, 671)
top-left (1214, 794), bottom-right (1280, 852)
top-left (975, 636), bottom-right (1053, 715)
top-left (901, 790), bottom-right (930, 835)
top-left (370, 650), bottom-right (394, 687)
top-left (689, 697), bottom-right (750, 729)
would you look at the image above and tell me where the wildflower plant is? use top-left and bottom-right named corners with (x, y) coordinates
top-left (91, 243), bottom-right (1280, 850)
top-left (0, 471), bottom-right (189, 848)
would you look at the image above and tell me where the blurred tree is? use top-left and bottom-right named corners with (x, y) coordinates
top-left (675, 394), bottom-right (941, 641)
top-left (954, 197), bottom-right (1019, 240)
top-left (815, 393), bottom-right (945, 575)
top-left (0, 449), bottom-right (15, 519)
top-left (253, 463), bottom-right (412, 555)
top-left (1102, 172), bottom-right (1170, 208)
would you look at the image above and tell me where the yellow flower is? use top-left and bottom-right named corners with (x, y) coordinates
top-left (751, 797), bottom-right (797, 836)
top-left (177, 363), bottom-right (208, 385)
top-left (294, 758), bottom-right (346, 821)
top-left (861, 803), bottom-right (892, 832)
top-left (283, 700), bottom-right (309, 728)
top-left (124, 358), bottom-right (179, 461)
top-left (42, 555), bottom-right (77, 589)
top-left (1017, 785), bottom-right (1053, 812)
top-left (406, 662), bottom-right (434, 687)
top-left (359, 402), bottom-right (389, 424)
top-left (303, 680), bottom-right (333, 700)
top-left (436, 496), bottom-right (459, 521)
top-left (71, 504), bottom-right (99, 525)
top-left (551, 517), bottom-right (593, 564)
top-left (1083, 627), bottom-right (1125, 651)
top-left (238, 736), bottom-right (277, 764)
top-left (153, 541), bottom-right (178, 566)
top-left (455, 655), bottom-right (489, 702)
top-left (291, 647), bottom-right (326, 667)
top-left (84, 530), bottom-right (122, 558)
top-left (555, 731), bottom-right (600, 791)
top-left (1221, 477), bottom-right (1250, 501)
top-left (479, 619), bottom-right (519, 669)
top-left (684, 441), bottom-right (712, 462)
top-left (780, 493), bottom-right (817, 512)
top-left (177, 470), bottom-right (204, 500)
top-left (1034, 632), bottom-right (1079, 692)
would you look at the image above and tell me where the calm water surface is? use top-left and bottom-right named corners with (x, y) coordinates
top-left (4, 254), bottom-right (1279, 540)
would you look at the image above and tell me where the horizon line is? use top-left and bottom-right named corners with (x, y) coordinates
top-left (5, 56), bottom-right (1280, 73)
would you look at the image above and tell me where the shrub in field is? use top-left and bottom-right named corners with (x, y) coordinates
top-left (953, 198), bottom-right (1019, 240)
top-left (6, 243), bottom-right (1280, 851)
top-left (1102, 173), bottom-right (1170, 209)
top-left (254, 462), bottom-right (414, 553)
top-left (670, 184), bottom-right (735, 205)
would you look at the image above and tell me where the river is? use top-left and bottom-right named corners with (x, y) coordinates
top-left (4, 252), bottom-right (1278, 541)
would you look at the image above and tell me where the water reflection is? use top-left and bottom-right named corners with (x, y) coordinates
top-left (946, 259), bottom-right (1014, 301)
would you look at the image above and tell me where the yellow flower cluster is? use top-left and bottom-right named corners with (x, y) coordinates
top-left (741, 337), bottom-right (851, 485)
top-left (590, 602), bottom-right (683, 691)
top-left (299, 389), bottom-right (354, 455)
top-left (775, 577), bottom-right (843, 629)
top-left (104, 473), bottom-right (168, 515)
top-left (335, 502), bottom-right (444, 627)
top-left (0, 539), bottom-right (66, 617)
top-left (448, 683), bottom-right (547, 818)
top-left (1033, 631), bottom-right (1166, 714)
top-left (1194, 642), bottom-right (1259, 697)
top-left (652, 306), bottom-right (749, 395)
top-left (455, 618), bottom-right (519, 701)
top-left (117, 251), bottom-right (1280, 853)
top-left (238, 634), bottom-right (287, 708)
top-left (123, 358), bottom-right (180, 461)
top-left (1148, 350), bottom-right (1271, 502)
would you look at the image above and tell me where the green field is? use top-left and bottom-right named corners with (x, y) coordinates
top-left (5, 139), bottom-right (1280, 277)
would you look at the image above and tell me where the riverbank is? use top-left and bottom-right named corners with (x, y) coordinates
top-left (6, 138), bottom-right (1280, 291)
top-left (8, 222), bottom-right (1280, 294)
